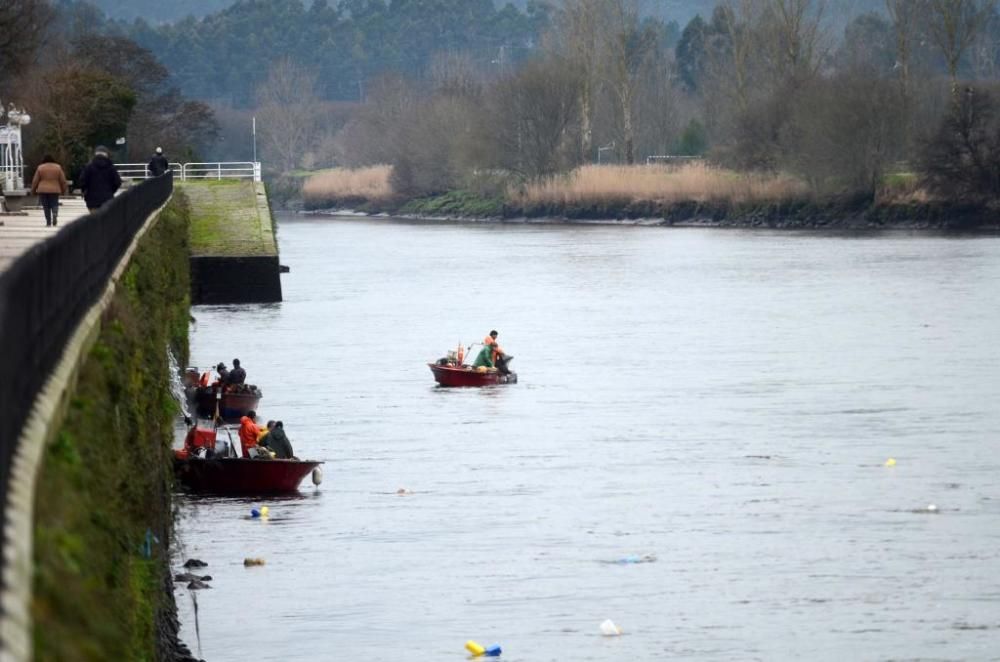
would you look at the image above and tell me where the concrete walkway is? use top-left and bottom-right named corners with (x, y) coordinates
top-left (0, 197), bottom-right (90, 272)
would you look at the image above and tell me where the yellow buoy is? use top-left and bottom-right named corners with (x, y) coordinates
top-left (884, 458), bottom-right (896, 467)
top-left (465, 640), bottom-right (485, 656)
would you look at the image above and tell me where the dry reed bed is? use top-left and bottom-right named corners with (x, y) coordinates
top-left (303, 165), bottom-right (394, 201)
top-left (512, 163), bottom-right (808, 206)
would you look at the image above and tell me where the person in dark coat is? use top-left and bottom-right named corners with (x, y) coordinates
top-left (265, 421), bottom-right (295, 459)
top-left (147, 147), bottom-right (169, 177)
top-left (225, 358), bottom-right (246, 385)
top-left (78, 146), bottom-right (122, 212)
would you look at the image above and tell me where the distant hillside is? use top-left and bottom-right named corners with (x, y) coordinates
top-left (82, 0), bottom-right (885, 27)
top-left (86, 0), bottom-right (238, 22)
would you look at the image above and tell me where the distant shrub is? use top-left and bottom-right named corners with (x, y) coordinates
top-left (510, 163), bottom-right (808, 206)
top-left (302, 165), bottom-right (394, 203)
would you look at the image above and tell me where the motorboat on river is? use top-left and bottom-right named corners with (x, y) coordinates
top-left (174, 457), bottom-right (322, 494)
top-left (429, 351), bottom-right (517, 387)
top-left (192, 384), bottom-right (262, 423)
top-left (174, 422), bottom-right (321, 494)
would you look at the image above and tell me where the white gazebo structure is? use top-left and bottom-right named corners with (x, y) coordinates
top-left (0, 104), bottom-right (30, 196)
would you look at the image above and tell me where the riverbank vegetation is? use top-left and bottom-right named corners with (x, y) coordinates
top-left (290, 0), bottom-right (1000, 226)
top-left (2, 2), bottom-right (217, 180)
top-left (7, 0), bottom-right (1000, 224)
top-left (32, 195), bottom-right (191, 661)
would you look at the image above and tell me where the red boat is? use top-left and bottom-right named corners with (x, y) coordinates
top-left (194, 386), bottom-right (262, 422)
top-left (429, 361), bottom-right (518, 387)
top-left (174, 457), bottom-right (322, 494)
top-left (174, 423), bottom-right (321, 494)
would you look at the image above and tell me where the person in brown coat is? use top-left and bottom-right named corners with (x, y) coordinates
top-left (30, 155), bottom-right (69, 227)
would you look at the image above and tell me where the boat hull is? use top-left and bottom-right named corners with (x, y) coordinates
top-left (194, 389), bottom-right (261, 422)
top-left (174, 458), bottom-right (320, 494)
top-left (429, 363), bottom-right (517, 387)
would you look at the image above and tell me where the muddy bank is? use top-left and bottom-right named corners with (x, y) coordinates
top-left (300, 192), bottom-right (1000, 231)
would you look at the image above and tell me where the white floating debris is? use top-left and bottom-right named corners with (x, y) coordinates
top-left (600, 619), bottom-right (622, 636)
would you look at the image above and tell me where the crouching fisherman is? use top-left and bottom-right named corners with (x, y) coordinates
top-left (259, 421), bottom-right (295, 459)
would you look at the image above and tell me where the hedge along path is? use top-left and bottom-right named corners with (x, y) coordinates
top-left (180, 180), bottom-right (277, 258)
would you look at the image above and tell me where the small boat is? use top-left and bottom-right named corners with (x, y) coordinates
top-left (174, 423), bottom-right (321, 494)
top-left (174, 457), bottom-right (322, 494)
top-left (429, 355), bottom-right (518, 387)
top-left (193, 386), bottom-right (262, 422)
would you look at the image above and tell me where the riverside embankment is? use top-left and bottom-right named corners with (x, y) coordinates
top-left (183, 180), bottom-right (282, 304)
top-left (0, 174), bottom-right (193, 661)
top-left (29, 193), bottom-right (193, 661)
top-left (1, 173), bottom-right (283, 660)
top-left (294, 164), bottom-right (1000, 231)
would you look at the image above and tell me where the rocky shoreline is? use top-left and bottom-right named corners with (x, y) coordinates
top-left (286, 184), bottom-right (1000, 230)
top-left (297, 197), bottom-right (1000, 232)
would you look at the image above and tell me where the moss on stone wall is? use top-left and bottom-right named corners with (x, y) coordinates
top-left (31, 193), bottom-right (191, 662)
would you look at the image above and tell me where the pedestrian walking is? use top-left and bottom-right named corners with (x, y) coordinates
top-left (78, 145), bottom-right (122, 212)
top-left (147, 146), bottom-right (169, 177)
top-left (30, 155), bottom-right (69, 227)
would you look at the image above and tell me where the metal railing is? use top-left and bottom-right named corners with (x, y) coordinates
top-left (116, 162), bottom-right (183, 180)
top-left (117, 162), bottom-right (261, 182)
top-left (0, 173), bottom-right (174, 577)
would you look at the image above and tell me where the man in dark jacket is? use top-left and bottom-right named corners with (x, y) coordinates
top-left (78, 146), bottom-right (122, 212)
top-left (147, 147), bottom-right (169, 177)
top-left (264, 421), bottom-right (294, 459)
top-left (225, 358), bottom-right (246, 385)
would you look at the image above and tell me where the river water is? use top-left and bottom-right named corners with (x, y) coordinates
top-left (175, 215), bottom-right (1000, 661)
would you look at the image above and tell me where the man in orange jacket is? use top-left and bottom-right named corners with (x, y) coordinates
top-left (238, 411), bottom-right (261, 458)
top-left (484, 330), bottom-right (502, 365)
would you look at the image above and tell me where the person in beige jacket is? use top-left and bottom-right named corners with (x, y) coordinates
top-left (30, 155), bottom-right (69, 227)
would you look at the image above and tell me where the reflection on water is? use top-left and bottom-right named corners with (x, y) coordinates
top-left (176, 216), bottom-right (1000, 661)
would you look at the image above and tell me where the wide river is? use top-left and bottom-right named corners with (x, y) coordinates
top-left (176, 215), bottom-right (1000, 661)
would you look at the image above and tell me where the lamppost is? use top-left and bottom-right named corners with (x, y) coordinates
top-left (597, 141), bottom-right (615, 165)
top-left (1, 104), bottom-right (31, 194)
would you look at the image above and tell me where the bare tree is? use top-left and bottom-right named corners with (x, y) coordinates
top-left (920, 85), bottom-right (1000, 200)
top-left (485, 56), bottom-right (581, 178)
top-left (885, 0), bottom-right (917, 98)
top-left (604, 0), bottom-right (656, 164)
top-left (759, 0), bottom-right (828, 87)
top-left (254, 58), bottom-right (321, 172)
top-left (334, 74), bottom-right (419, 167)
top-left (785, 68), bottom-right (903, 195)
top-left (557, 0), bottom-right (606, 161)
top-left (0, 0), bottom-right (53, 83)
top-left (922, 0), bottom-right (997, 95)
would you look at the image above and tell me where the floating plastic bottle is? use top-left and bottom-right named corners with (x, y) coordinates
top-left (600, 619), bottom-right (622, 636)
